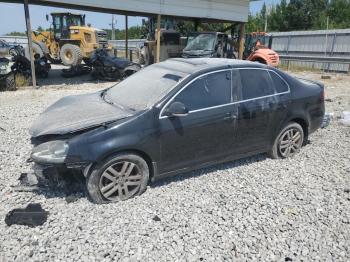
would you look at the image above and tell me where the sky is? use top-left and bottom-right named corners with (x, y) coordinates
top-left (0, 1), bottom-right (279, 35)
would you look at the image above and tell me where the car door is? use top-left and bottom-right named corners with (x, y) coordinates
top-left (266, 70), bottom-right (291, 136)
top-left (158, 70), bottom-right (237, 174)
top-left (233, 68), bottom-right (276, 153)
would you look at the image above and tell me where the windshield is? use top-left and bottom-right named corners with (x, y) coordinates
top-left (184, 34), bottom-right (217, 51)
top-left (68, 16), bottom-right (82, 26)
top-left (105, 64), bottom-right (188, 111)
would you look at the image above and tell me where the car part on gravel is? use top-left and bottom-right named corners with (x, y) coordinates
top-left (5, 203), bottom-right (49, 227)
top-left (340, 111), bottom-right (350, 127)
top-left (90, 49), bottom-right (141, 81)
top-left (61, 64), bottom-right (92, 78)
top-left (11, 52), bottom-right (51, 82)
top-left (321, 113), bottom-right (333, 128)
top-left (0, 57), bottom-right (16, 91)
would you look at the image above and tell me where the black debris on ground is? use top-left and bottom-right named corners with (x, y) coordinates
top-left (5, 203), bottom-right (49, 227)
top-left (152, 215), bottom-right (161, 222)
top-left (65, 195), bottom-right (79, 204)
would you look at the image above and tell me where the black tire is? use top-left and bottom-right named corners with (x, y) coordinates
top-left (60, 44), bottom-right (83, 66)
top-left (86, 153), bottom-right (149, 204)
top-left (268, 122), bottom-right (304, 159)
top-left (9, 48), bottom-right (17, 57)
top-left (5, 74), bottom-right (16, 91)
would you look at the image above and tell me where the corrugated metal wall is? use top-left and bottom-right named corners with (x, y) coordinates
top-left (271, 29), bottom-right (350, 72)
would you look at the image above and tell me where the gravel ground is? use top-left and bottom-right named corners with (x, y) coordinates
top-left (0, 70), bottom-right (349, 261)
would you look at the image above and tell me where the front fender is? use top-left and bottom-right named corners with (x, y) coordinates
top-left (65, 111), bottom-right (159, 167)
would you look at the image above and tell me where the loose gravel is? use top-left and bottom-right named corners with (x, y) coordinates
top-left (0, 70), bottom-right (349, 261)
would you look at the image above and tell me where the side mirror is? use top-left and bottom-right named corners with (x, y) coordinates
top-left (46, 14), bottom-right (49, 21)
top-left (165, 102), bottom-right (189, 117)
top-left (142, 19), bottom-right (146, 26)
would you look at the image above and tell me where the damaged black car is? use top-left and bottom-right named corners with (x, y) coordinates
top-left (30, 58), bottom-right (325, 204)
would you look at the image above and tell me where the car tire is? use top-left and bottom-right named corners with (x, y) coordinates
top-left (5, 73), bottom-right (16, 91)
top-left (60, 44), bottom-right (83, 66)
top-left (86, 153), bottom-right (149, 204)
top-left (268, 122), bottom-right (304, 159)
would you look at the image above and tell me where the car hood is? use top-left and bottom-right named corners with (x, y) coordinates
top-left (30, 91), bottom-right (133, 137)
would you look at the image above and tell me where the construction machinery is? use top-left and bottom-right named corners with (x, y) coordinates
top-left (31, 12), bottom-right (111, 66)
top-left (182, 31), bottom-right (279, 67)
top-left (182, 32), bottom-right (235, 59)
top-left (243, 32), bottom-right (279, 67)
top-left (137, 17), bottom-right (185, 65)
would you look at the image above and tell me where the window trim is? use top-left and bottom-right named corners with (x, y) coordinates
top-left (159, 69), bottom-right (232, 119)
top-left (159, 68), bottom-right (290, 120)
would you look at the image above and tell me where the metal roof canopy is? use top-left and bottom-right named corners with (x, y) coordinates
top-left (2, 0), bottom-right (250, 23)
top-left (0, 0), bottom-right (252, 88)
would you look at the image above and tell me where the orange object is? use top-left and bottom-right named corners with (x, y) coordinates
top-left (245, 32), bottom-right (280, 67)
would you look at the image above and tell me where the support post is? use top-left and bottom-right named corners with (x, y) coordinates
top-left (125, 15), bottom-right (128, 59)
top-left (156, 14), bottom-right (161, 63)
top-left (111, 14), bottom-right (115, 40)
top-left (23, 0), bottom-right (36, 88)
top-left (238, 23), bottom-right (245, 60)
top-left (194, 19), bottom-right (199, 31)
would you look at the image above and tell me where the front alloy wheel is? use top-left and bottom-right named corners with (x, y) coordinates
top-left (99, 161), bottom-right (143, 201)
top-left (87, 153), bottom-right (149, 204)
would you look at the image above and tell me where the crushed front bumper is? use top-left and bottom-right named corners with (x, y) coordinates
top-left (32, 162), bottom-right (88, 189)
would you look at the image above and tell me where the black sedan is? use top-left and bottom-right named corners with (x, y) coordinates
top-left (30, 58), bottom-right (325, 203)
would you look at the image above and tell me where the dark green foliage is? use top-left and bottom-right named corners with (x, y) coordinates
top-left (248, 0), bottom-right (350, 32)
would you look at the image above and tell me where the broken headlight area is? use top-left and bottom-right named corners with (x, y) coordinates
top-left (33, 163), bottom-right (85, 191)
top-left (31, 140), bottom-right (68, 164)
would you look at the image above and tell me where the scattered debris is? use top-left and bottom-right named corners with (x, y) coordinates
top-left (61, 65), bottom-right (91, 78)
top-left (340, 111), bottom-right (350, 127)
top-left (152, 215), bottom-right (161, 222)
top-left (12, 173), bottom-right (39, 192)
top-left (321, 75), bottom-right (331, 80)
top-left (285, 257), bottom-right (293, 261)
top-left (344, 188), bottom-right (350, 194)
top-left (325, 98), bottom-right (333, 102)
top-left (0, 126), bottom-right (5, 132)
top-left (5, 203), bottom-right (49, 227)
top-left (18, 172), bottom-right (38, 186)
top-left (321, 113), bottom-right (333, 128)
top-left (65, 195), bottom-right (79, 203)
top-left (90, 49), bottom-right (141, 81)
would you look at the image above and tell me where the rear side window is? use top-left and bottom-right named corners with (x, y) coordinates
top-left (174, 70), bottom-right (231, 111)
top-left (239, 69), bottom-right (274, 100)
top-left (269, 71), bottom-right (289, 93)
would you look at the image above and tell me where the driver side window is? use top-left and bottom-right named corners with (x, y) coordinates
top-left (173, 70), bottom-right (231, 112)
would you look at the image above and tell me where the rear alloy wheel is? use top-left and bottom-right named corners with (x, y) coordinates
top-left (86, 153), bottom-right (149, 204)
top-left (269, 122), bottom-right (304, 159)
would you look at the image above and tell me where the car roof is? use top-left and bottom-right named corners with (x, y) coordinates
top-left (155, 58), bottom-right (267, 75)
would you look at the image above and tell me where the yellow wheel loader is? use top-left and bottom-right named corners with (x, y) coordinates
top-left (32, 12), bottom-right (111, 66)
